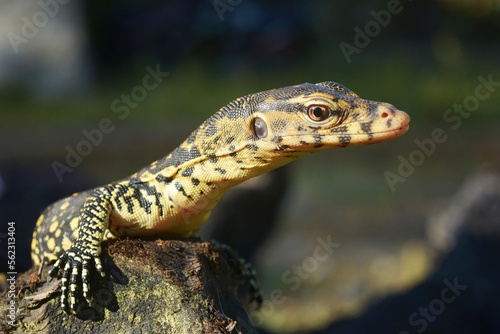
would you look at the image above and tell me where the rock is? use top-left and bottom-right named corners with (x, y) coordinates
top-left (1, 238), bottom-right (259, 333)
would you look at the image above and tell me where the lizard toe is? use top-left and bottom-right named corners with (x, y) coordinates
top-left (60, 261), bottom-right (72, 313)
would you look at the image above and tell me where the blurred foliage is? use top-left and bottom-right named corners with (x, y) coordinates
top-left (1, 0), bottom-right (499, 128)
top-left (2, 48), bottom-right (499, 127)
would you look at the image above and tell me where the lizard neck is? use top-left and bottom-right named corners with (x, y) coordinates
top-left (153, 149), bottom-right (302, 237)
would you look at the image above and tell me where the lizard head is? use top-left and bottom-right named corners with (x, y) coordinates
top-left (246, 81), bottom-right (410, 155)
top-left (172, 81), bottom-right (410, 179)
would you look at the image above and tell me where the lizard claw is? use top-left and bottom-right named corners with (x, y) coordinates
top-left (240, 258), bottom-right (263, 307)
top-left (49, 241), bottom-right (103, 314)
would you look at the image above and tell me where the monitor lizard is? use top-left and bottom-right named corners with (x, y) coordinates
top-left (31, 81), bottom-right (410, 314)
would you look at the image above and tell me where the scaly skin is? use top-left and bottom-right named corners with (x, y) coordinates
top-left (31, 81), bottom-right (410, 313)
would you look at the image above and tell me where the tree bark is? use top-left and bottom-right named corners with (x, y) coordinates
top-left (1, 238), bottom-right (258, 334)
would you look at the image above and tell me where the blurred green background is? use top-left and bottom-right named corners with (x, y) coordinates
top-left (1, 0), bottom-right (499, 333)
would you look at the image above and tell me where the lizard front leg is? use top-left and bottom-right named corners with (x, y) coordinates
top-left (48, 187), bottom-right (112, 314)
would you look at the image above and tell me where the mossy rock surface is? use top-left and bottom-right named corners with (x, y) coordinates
top-left (0, 238), bottom-right (257, 334)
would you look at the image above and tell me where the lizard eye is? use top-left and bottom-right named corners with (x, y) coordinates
top-left (251, 117), bottom-right (268, 139)
top-left (307, 105), bottom-right (330, 122)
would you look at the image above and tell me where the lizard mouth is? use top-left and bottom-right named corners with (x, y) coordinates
top-left (365, 106), bottom-right (410, 143)
top-left (323, 105), bottom-right (410, 146)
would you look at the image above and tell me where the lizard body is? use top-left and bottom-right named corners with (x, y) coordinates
top-left (31, 81), bottom-right (410, 313)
